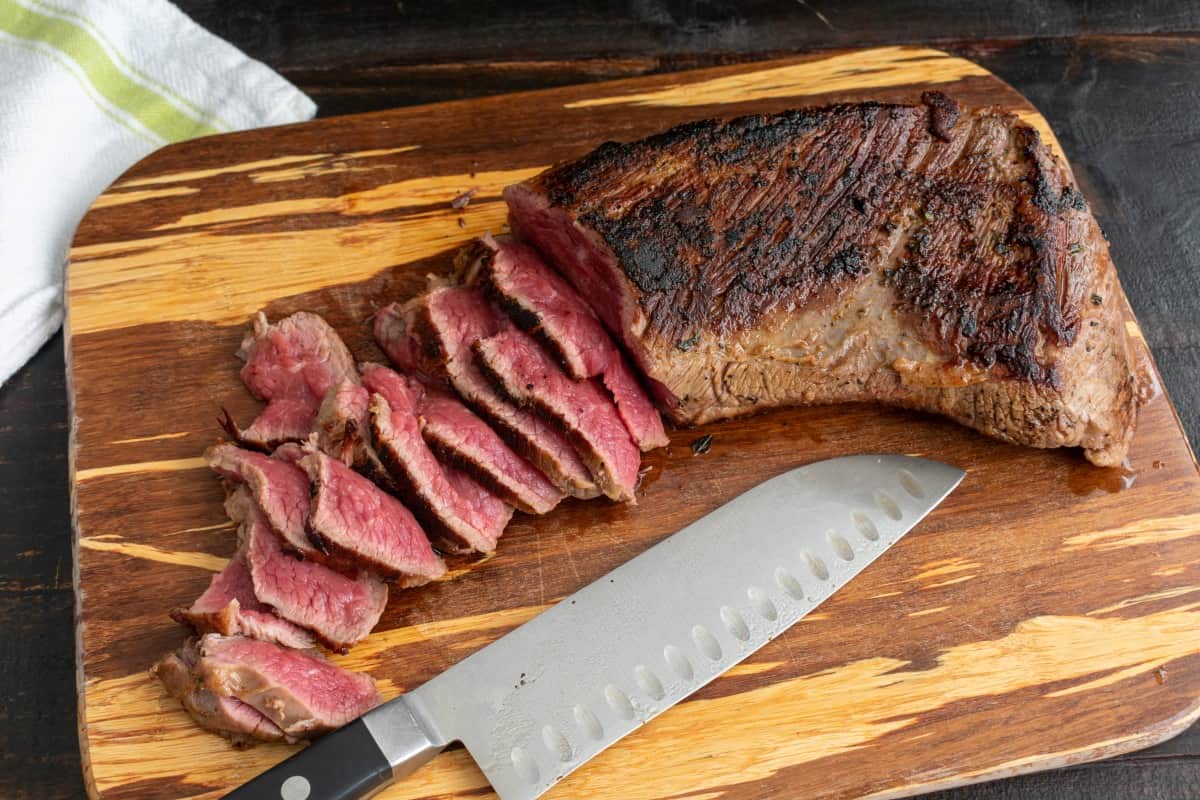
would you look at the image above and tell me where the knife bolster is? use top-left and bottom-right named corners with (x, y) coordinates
top-left (361, 694), bottom-right (448, 780)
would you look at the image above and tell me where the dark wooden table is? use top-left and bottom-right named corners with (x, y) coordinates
top-left (3, 3), bottom-right (1199, 798)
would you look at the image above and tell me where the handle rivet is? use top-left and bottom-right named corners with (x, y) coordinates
top-left (280, 775), bottom-right (311, 800)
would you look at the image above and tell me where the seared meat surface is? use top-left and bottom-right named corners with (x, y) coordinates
top-left (506, 93), bottom-right (1140, 466)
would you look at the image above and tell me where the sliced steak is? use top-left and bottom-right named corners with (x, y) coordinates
top-left (301, 447), bottom-right (446, 585)
top-left (475, 328), bottom-right (640, 502)
top-left (315, 379), bottom-right (397, 491)
top-left (315, 378), bottom-right (369, 467)
top-left (412, 382), bottom-right (563, 515)
top-left (170, 553), bottom-right (316, 650)
top-left (504, 96), bottom-right (1140, 466)
top-left (467, 234), bottom-right (668, 451)
top-left (152, 641), bottom-right (288, 745)
top-left (227, 489), bottom-right (388, 652)
top-left (204, 443), bottom-right (317, 558)
top-left (374, 290), bottom-right (598, 498)
top-left (157, 634), bottom-right (381, 741)
top-left (225, 312), bottom-right (358, 449)
top-left (362, 366), bottom-right (511, 553)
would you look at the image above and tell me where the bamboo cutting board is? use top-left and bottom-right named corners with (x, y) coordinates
top-left (68, 47), bottom-right (1200, 800)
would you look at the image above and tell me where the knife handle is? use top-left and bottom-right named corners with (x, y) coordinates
top-left (222, 719), bottom-right (394, 800)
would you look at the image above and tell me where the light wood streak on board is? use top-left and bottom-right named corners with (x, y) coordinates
top-left (922, 575), bottom-right (978, 590)
top-left (110, 149), bottom-right (415, 189)
top-left (1088, 586), bottom-right (1200, 615)
top-left (247, 146), bottom-right (422, 183)
top-left (726, 661), bottom-right (785, 677)
top-left (76, 456), bottom-right (207, 481)
top-left (81, 606), bottom-right (1200, 799)
top-left (907, 606), bottom-right (951, 617)
top-left (69, 202), bottom-right (508, 334)
top-left (564, 47), bottom-right (988, 110)
top-left (326, 605), bottom-right (551, 673)
top-left (152, 167), bottom-right (540, 232)
top-left (911, 558), bottom-right (981, 582)
top-left (1062, 513), bottom-right (1200, 552)
top-left (90, 186), bottom-right (200, 209)
top-left (108, 431), bottom-right (190, 445)
top-left (79, 537), bottom-right (227, 572)
top-left (177, 522), bottom-right (235, 535)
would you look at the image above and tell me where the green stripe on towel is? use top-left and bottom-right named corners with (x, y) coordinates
top-left (0, 0), bottom-right (222, 142)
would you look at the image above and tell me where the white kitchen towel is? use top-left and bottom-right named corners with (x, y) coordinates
top-left (0, 0), bottom-right (315, 385)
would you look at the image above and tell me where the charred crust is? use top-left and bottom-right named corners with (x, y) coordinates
top-left (921, 91), bottom-right (959, 141)
top-left (532, 96), bottom-right (1092, 387)
top-left (305, 526), bottom-right (331, 555)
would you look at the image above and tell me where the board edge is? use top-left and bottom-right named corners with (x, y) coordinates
top-left (68, 46), bottom-right (1200, 800)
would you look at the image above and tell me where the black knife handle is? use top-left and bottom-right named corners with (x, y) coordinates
top-left (222, 719), bottom-right (392, 800)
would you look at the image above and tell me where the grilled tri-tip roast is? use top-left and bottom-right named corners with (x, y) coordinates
top-left (505, 92), bottom-right (1142, 466)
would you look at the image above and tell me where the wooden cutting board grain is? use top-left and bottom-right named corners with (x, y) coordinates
top-left (67, 47), bottom-right (1200, 800)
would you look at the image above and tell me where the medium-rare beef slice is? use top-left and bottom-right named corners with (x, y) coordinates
top-left (315, 378), bottom-right (398, 492)
top-left (224, 311), bottom-right (358, 449)
top-left (301, 447), bottom-right (446, 585)
top-left (357, 355), bottom-right (563, 514)
top-left (152, 641), bottom-right (288, 746)
top-left (170, 553), bottom-right (316, 650)
top-left (362, 365), bottom-right (512, 553)
top-left (475, 328), bottom-right (641, 502)
top-left (409, 379), bottom-right (563, 515)
top-left (156, 634), bottom-right (381, 742)
top-left (464, 234), bottom-right (668, 451)
top-left (505, 94), bottom-right (1141, 467)
top-left (374, 290), bottom-right (599, 498)
top-left (205, 443), bottom-right (318, 558)
top-left (226, 489), bottom-right (388, 652)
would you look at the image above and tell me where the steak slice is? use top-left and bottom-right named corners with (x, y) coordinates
top-left (374, 290), bottom-right (599, 498)
top-left (362, 365), bottom-right (512, 553)
top-left (301, 447), bottom-right (446, 585)
top-left (225, 312), bottom-right (358, 449)
top-left (315, 378), bottom-right (369, 467)
top-left (170, 553), bottom-right (316, 650)
top-left (412, 383), bottom-right (563, 515)
top-left (228, 489), bottom-right (388, 652)
top-left (157, 634), bottom-right (381, 741)
top-left (205, 443), bottom-right (318, 558)
top-left (505, 95), bottom-right (1141, 466)
top-left (475, 328), bottom-right (640, 502)
top-left (467, 234), bottom-right (668, 451)
top-left (152, 641), bottom-right (288, 745)
top-left (315, 378), bottom-right (398, 491)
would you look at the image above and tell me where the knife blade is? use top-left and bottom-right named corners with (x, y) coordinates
top-left (225, 453), bottom-right (964, 800)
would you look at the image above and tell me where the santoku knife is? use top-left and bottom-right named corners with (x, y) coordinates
top-left (226, 453), bottom-right (964, 800)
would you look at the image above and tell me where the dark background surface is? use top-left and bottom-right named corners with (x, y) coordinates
top-left (3, 3), bottom-right (1199, 798)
